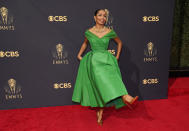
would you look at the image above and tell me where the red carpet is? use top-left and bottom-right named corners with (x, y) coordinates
top-left (0, 77), bottom-right (189, 131)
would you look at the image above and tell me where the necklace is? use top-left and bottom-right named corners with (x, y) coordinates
top-left (93, 26), bottom-right (106, 33)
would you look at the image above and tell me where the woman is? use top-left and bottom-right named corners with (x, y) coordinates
top-left (72, 8), bottom-right (138, 126)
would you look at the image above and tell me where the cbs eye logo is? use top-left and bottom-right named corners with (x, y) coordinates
top-left (53, 83), bottom-right (71, 89)
top-left (143, 16), bottom-right (159, 22)
top-left (48, 16), bottom-right (68, 22)
top-left (0, 51), bottom-right (19, 57)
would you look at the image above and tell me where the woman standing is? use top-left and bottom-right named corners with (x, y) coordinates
top-left (72, 8), bottom-right (138, 126)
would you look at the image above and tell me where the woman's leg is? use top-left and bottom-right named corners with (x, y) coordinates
top-left (97, 108), bottom-right (103, 124)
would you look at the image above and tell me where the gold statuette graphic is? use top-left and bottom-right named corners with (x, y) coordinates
top-left (0, 6), bottom-right (14, 30)
top-left (144, 42), bottom-right (157, 56)
top-left (0, 7), bottom-right (8, 24)
top-left (56, 44), bottom-right (63, 59)
top-left (4, 78), bottom-right (22, 99)
top-left (8, 78), bottom-right (17, 94)
top-left (52, 43), bottom-right (69, 64)
top-left (147, 42), bottom-right (154, 56)
top-left (144, 42), bottom-right (158, 62)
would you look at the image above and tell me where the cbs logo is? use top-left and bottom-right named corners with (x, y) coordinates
top-left (143, 78), bottom-right (158, 84)
top-left (53, 83), bottom-right (71, 89)
top-left (143, 16), bottom-right (159, 22)
top-left (0, 51), bottom-right (19, 57)
top-left (48, 16), bottom-right (68, 22)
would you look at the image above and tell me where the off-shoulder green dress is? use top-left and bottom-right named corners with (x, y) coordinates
top-left (72, 29), bottom-right (128, 109)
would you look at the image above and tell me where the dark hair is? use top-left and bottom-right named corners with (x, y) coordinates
top-left (94, 9), bottom-right (104, 16)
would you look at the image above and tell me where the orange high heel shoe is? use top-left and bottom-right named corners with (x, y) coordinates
top-left (123, 96), bottom-right (139, 110)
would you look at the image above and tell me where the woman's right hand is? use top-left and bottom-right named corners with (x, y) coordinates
top-left (77, 55), bottom-right (83, 61)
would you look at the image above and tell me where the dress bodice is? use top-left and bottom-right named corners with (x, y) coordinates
top-left (85, 29), bottom-right (118, 51)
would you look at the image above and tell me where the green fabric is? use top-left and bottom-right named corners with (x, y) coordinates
top-left (170, 0), bottom-right (189, 69)
top-left (72, 29), bottom-right (128, 109)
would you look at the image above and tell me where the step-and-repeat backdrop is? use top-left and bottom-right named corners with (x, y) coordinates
top-left (0, 0), bottom-right (175, 110)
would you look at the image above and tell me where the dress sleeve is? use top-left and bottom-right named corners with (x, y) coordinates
top-left (84, 30), bottom-right (88, 38)
top-left (110, 29), bottom-right (118, 39)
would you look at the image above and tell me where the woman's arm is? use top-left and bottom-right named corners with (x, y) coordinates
top-left (113, 37), bottom-right (122, 60)
top-left (77, 37), bottom-right (88, 60)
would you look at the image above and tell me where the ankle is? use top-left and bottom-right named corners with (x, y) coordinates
top-left (123, 95), bottom-right (133, 103)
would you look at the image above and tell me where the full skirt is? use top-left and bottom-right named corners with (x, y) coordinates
top-left (72, 50), bottom-right (128, 109)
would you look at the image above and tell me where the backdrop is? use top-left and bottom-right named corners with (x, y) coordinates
top-left (0, 0), bottom-right (175, 110)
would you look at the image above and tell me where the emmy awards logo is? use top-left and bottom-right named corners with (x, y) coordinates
top-left (144, 42), bottom-right (158, 62)
top-left (146, 42), bottom-right (156, 57)
top-left (4, 78), bottom-right (23, 100)
top-left (52, 43), bottom-right (69, 64)
top-left (0, 6), bottom-right (15, 30)
top-left (56, 44), bottom-right (63, 59)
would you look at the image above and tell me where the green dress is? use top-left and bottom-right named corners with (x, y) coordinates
top-left (72, 29), bottom-right (128, 109)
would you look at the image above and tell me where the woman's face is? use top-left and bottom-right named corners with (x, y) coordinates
top-left (94, 10), bottom-right (107, 25)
